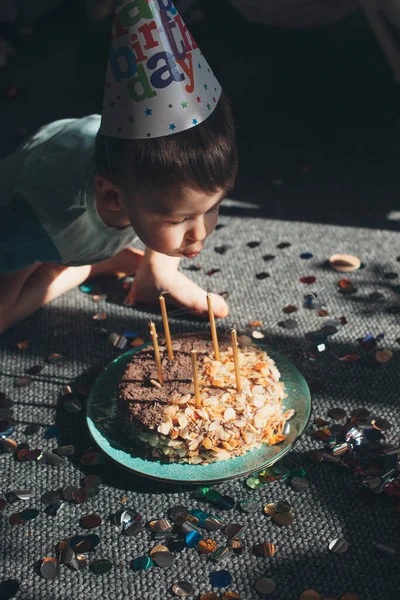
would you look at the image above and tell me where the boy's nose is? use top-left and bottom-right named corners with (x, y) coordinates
top-left (186, 219), bottom-right (207, 243)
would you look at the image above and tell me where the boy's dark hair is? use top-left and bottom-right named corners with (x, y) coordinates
top-left (95, 92), bottom-right (237, 196)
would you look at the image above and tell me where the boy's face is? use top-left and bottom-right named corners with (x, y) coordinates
top-left (126, 186), bottom-right (225, 258)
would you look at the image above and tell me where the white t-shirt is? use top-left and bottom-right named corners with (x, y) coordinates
top-left (0, 114), bottom-right (137, 273)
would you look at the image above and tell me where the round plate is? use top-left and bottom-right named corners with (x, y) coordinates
top-left (86, 345), bottom-right (311, 484)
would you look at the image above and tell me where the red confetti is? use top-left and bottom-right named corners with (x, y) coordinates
top-left (283, 305), bottom-right (297, 314)
top-left (300, 276), bottom-right (316, 285)
top-left (207, 269), bottom-right (220, 277)
top-left (338, 278), bottom-right (352, 289)
top-left (339, 316), bottom-right (348, 325)
top-left (340, 354), bottom-right (360, 362)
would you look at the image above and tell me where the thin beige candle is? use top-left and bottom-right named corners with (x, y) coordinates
top-left (231, 327), bottom-right (242, 393)
top-left (206, 292), bottom-right (220, 361)
top-left (148, 320), bottom-right (164, 385)
top-left (159, 294), bottom-right (174, 361)
top-left (191, 349), bottom-right (202, 409)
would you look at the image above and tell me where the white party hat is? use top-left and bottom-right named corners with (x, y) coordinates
top-left (100, 0), bottom-right (222, 139)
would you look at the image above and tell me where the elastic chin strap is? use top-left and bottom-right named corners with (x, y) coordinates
top-left (104, 135), bottom-right (114, 181)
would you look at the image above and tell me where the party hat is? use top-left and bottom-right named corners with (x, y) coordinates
top-left (100, 0), bottom-right (222, 140)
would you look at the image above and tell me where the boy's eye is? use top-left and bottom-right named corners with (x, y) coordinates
top-left (168, 218), bottom-right (189, 225)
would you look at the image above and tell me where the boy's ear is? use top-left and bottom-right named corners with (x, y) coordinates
top-left (94, 175), bottom-right (125, 212)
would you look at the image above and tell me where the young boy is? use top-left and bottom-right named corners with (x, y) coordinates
top-left (0, 1), bottom-right (237, 334)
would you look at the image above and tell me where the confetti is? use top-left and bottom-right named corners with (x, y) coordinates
top-left (300, 276), bottom-right (316, 285)
top-left (210, 570), bottom-right (232, 588)
top-left (255, 272), bottom-right (269, 280)
top-left (16, 340), bottom-right (30, 350)
top-left (247, 241), bottom-right (260, 248)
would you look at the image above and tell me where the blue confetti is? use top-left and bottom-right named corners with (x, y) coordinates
top-left (300, 252), bottom-right (313, 259)
top-left (185, 530), bottom-right (202, 548)
top-left (210, 569), bottom-right (232, 588)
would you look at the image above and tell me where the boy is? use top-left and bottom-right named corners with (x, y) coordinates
top-left (0, 1), bottom-right (237, 333)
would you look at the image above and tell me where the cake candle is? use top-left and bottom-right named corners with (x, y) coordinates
top-left (148, 320), bottom-right (164, 385)
top-left (230, 326), bottom-right (242, 393)
top-left (206, 292), bottom-right (220, 361)
top-left (159, 293), bottom-right (174, 361)
top-left (191, 349), bottom-right (202, 409)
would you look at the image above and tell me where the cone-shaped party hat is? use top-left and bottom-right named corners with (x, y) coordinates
top-left (100, 0), bottom-right (222, 140)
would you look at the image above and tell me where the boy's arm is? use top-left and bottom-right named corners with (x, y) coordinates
top-left (125, 247), bottom-right (229, 318)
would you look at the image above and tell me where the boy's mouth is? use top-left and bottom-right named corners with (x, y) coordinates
top-left (181, 246), bottom-right (203, 258)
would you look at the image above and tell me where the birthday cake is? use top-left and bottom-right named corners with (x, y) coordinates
top-left (117, 333), bottom-right (294, 465)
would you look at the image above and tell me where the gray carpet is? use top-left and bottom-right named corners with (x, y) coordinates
top-left (1, 213), bottom-right (399, 600)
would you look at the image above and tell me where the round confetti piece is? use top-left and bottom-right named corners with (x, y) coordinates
top-left (166, 538), bottom-right (186, 552)
top-left (210, 569), bottom-right (232, 588)
top-left (13, 490), bottom-right (32, 500)
top-left (198, 538), bottom-right (217, 555)
top-left (59, 544), bottom-right (75, 565)
top-left (0, 579), bottom-right (20, 599)
top-left (150, 544), bottom-right (169, 556)
top-left (172, 580), bottom-right (193, 597)
top-left (132, 556), bottom-right (153, 571)
top-left (371, 417), bottom-right (391, 431)
top-left (40, 558), bottom-right (60, 580)
top-left (262, 254), bottom-right (275, 261)
top-left (42, 490), bottom-right (62, 506)
top-left (204, 516), bottom-right (226, 531)
top-left (340, 595), bottom-right (360, 600)
top-left (72, 488), bottom-right (88, 504)
top-left (238, 499), bottom-right (258, 513)
top-left (62, 485), bottom-right (78, 502)
top-left (351, 407), bottom-right (370, 419)
top-left (63, 398), bottom-right (83, 414)
top-left (81, 514), bottom-right (102, 529)
top-left (20, 508), bottom-right (39, 521)
top-left (375, 349), bottom-right (393, 364)
top-left (185, 530), bottom-right (202, 548)
top-left (83, 474), bottom-right (103, 488)
top-left (149, 518), bottom-right (173, 533)
top-left (328, 408), bottom-right (347, 420)
top-left (151, 550), bottom-right (175, 568)
top-left (263, 503), bottom-right (277, 516)
top-left (273, 512), bottom-right (294, 527)
top-left (256, 272), bottom-right (270, 280)
top-left (54, 445), bottom-right (75, 457)
top-left (169, 504), bottom-right (188, 521)
top-left (224, 523), bottom-right (244, 540)
top-left (329, 254), bottom-right (361, 272)
top-left (300, 275), bottom-right (316, 285)
top-left (14, 376), bottom-right (32, 388)
top-left (254, 577), bottom-right (276, 595)
top-left (328, 537), bottom-right (349, 553)
top-left (299, 592), bottom-right (321, 600)
top-left (124, 521), bottom-right (143, 536)
top-left (253, 541), bottom-right (276, 557)
top-left (85, 534), bottom-right (101, 549)
top-left (80, 451), bottom-right (104, 466)
top-left (279, 318), bottom-right (298, 329)
top-left (277, 242), bottom-right (291, 249)
top-left (200, 594), bottom-right (219, 600)
top-left (48, 353), bottom-right (64, 364)
top-left (300, 252), bottom-right (313, 259)
top-left (90, 558), bottom-right (113, 575)
top-left (221, 592), bottom-right (241, 600)
top-left (247, 241), bottom-right (260, 248)
top-left (252, 330), bottom-right (265, 339)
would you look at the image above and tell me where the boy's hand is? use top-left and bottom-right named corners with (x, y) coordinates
top-left (124, 249), bottom-right (229, 319)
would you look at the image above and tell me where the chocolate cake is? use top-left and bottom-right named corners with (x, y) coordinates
top-left (117, 334), bottom-right (293, 464)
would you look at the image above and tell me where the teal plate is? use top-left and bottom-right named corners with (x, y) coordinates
top-left (86, 345), bottom-right (311, 484)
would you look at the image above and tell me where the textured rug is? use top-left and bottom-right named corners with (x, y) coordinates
top-left (1, 213), bottom-right (399, 600)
